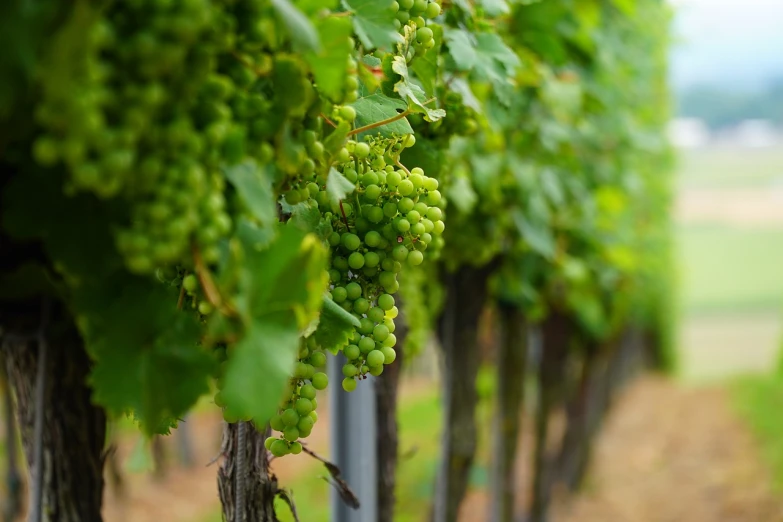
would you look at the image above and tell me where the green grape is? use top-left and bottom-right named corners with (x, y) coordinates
top-left (398, 179), bottom-right (414, 196)
top-left (369, 365), bottom-right (384, 376)
top-left (282, 408), bottom-right (300, 427)
top-left (312, 372), bottom-right (329, 390)
top-left (359, 336), bottom-right (375, 354)
top-left (364, 251), bottom-right (380, 268)
top-left (345, 344), bottom-right (361, 360)
top-left (348, 252), bottom-right (365, 269)
top-left (283, 426), bottom-right (300, 442)
top-left (342, 377), bottom-right (357, 392)
top-left (300, 384), bottom-right (317, 400)
top-left (342, 233), bottom-right (361, 251)
top-left (309, 351), bottom-right (326, 368)
top-left (353, 298), bottom-right (370, 314)
top-left (332, 286), bottom-right (348, 303)
top-left (343, 363), bottom-right (358, 377)
top-left (295, 398), bottom-right (313, 415)
top-left (359, 317), bottom-right (374, 334)
top-left (270, 439), bottom-right (289, 457)
top-left (290, 441), bottom-right (303, 455)
top-left (368, 306), bottom-right (385, 323)
top-left (373, 324), bottom-right (390, 342)
top-left (392, 245), bottom-right (408, 261)
top-left (381, 346), bottom-right (397, 364)
top-left (265, 437), bottom-right (276, 450)
top-left (378, 293), bottom-right (395, 310)
top-left (298, 415), bottom-right (315, 433)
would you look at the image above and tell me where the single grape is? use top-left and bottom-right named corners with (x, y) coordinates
top-left (342, 377), bottom-right (357, 392)
top-left (345, 344), bottom-right (361, 360)
top-left (343, 363), bottom-right (358, 377)
top-left (373, 324), bottom-right (390, 342)
top-left (309, 351), bottom-right (326, 368)
top-left (290, 441), bottom-right (303, 455)
top-left (312, 372), bottom-right (329, 390)
top-left (353, 298), bottom-right (370, 314)
top-left (283, 426), bottom-right (299, 442)
top-left (359, 336), bottom-right (376, 354)
top-left (270, 439), bottom-right (289, 457)
top-left (282, 408), bottom-right (300, 427)
top-left (378, 293), bottom-right (395, 311)
top-left (368, 306), bottom-right (385, 323)
top-left (296, 398), bottom-right (313, 416)
top-left (300, 384), bottom-right (317, 400)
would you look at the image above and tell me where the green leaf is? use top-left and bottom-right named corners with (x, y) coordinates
top-left (313, 295), bottom-right (361, 355)
top-left (343, 0), bottom-right (402, 51)
top-left (479, 0), bottom-right (510, 16)
top-left (305, 17), bottom-right (353, 101)
top-left (443, 29), bottom-right (520, 105)
top-left (270, 0), bottom-right (319, 52)
top-left (223, 161), bottom-right (276, 228)
top-left (235, 226), bottom-right (327, 330)
top-left (82, 276), bottom-right (215, 435)
top-left (221, 320), bottom-right (300, 424)
top-left (513, 210), bottom-right (555, 260)
top-left (449, 78), bottom-right (482, 113)
top-left (323, 121), bottom-right (351, 155)
top-left (218, 227), bottom-right (328, 423)
top-left (391, 56), bottom-right (446, 121)
top-left (326, 167), bottom-right (356, 205)
top-left (352, 91), bottom-right (413, 138)
top-left (446, 175), bottom-right (478, 214)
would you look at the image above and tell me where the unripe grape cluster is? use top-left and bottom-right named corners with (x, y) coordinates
top-left (263, 134), bottom-right (445, 455)
top-left (263, 337), bottom-right (329, 457)
top-left (393, 0), bottom-right (442, 30)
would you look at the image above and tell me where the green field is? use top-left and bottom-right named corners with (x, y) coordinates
top-left (676, 225), bottom-right (783, 314)
top-left (676, 146), bottom-right (783, 189)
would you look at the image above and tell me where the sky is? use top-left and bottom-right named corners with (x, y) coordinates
top-left (669, 0), bottom-right (783, 92)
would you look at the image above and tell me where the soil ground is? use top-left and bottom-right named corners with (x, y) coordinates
top-left (456, 376), bottom-right (783, 522)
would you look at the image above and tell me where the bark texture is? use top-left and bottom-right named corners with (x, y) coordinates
top-left (432, 262), bottom-right (497, 522)
top-left (218, 422), bottom-right (279, 522)
top-left (1, 352), bottom-right (23, 522)
top-left (376, 298), bottom-right (409, 522)
top-left (530, 311), bottom-right (574, 522)
top-left (2, 323), bottom-right (106, 522)
top-left (489, 304), bottom-right (527, 522)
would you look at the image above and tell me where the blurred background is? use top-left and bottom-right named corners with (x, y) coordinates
top-left (2, 1), bottom-right (783, 521)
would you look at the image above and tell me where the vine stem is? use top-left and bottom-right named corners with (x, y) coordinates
top-left (192, 245), bottom-right (234, 317)
top-left (30, 298), bottom-right (51, 522)
top-left (347, 109), bottom-right (412, 137)
top-left (234, 420), bottom-right (247, 522)
top-left (321, 113), bottom-right (338, 129)
top-left (338, 200), bottom-right (350, 229)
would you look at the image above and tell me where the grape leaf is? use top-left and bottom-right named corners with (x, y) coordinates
top-left (270, 0), bottom-right (319, 52)
top-left (449, 78), bottom-right (483, 113)
top-left (390, 56), bottom-right (446, 122)
top-left (326, 167), bottom-right (356, 205)
top-left (82, 276), bottom-right (215, 435)
top-left (446, 175), bottom-right (478, 214)
top-left (221, 320), bottom-right (300, 424)
top-left (313, 295), bottom-right (361, 354)
top-left (323, 121), bottom-right (351, 155)
top-left (352, 91), bottom-right (413, 138)
top-left (342, 0), bottom-right (402, 51)
top-left (443, 29), bottom-right (520, 105)
top-left (306, 17), bottom-right (353, 101)
top-left (219, 227), bottom-right (328, 423)
top-left (479, 0), bottom-right (510, 16)
top-left (513, 210), bottom-right (555, 260)
top-left (224, 161), bottom-right (276, 228)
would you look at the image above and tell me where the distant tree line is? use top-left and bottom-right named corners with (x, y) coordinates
top-left (677, 77), bottom-right (783, 129)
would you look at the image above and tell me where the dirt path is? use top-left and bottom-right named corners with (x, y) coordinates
top-left (551, 376), bottom-right (783, 522)
top-left (458, 376), bottom-right (783, 522)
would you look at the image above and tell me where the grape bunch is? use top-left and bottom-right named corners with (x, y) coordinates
top-left (262, 337), bottom-right (329, 457)
top-left (262, 134), bottom-right (445, 455)
top-left (393, 0), bottom-right (442, 29)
